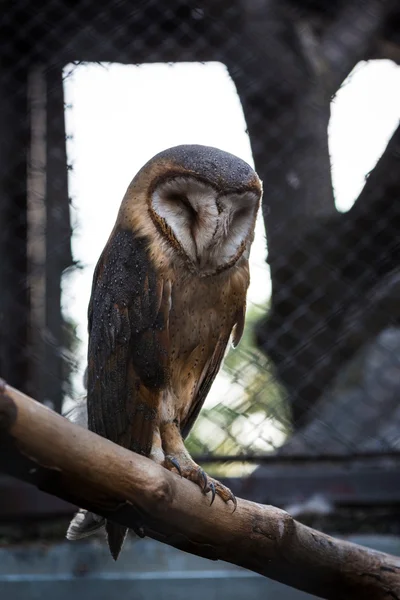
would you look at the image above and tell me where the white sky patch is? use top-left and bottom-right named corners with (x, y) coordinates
top-left (62, 59), bottom-right (400, 410)
top-left (330, 59), bottom-right (400, 211)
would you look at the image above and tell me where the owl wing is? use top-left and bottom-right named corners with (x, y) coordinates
top-left (180, 304), bottom-right (246, 440)
top-left (87, 227), bottom-right (170, 457)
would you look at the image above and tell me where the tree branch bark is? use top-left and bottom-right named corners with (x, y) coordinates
top-left (1, 380), bottom-right (400, 599)
top-left (319, 0), bottom-right (395, 95)
top-left (244, 0), bottom-right (400, 426)
top-left (256, 121), bottom-right (400, 426)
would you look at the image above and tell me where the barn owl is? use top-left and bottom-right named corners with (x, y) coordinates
top-left (66, 145), bottom-right (262, 559)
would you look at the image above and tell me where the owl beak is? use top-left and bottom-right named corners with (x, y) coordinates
top-left (193, 241), bottom-right (201, 269)
top-left (196, 246), bottom-right (210, 271)
top-left (196, 253), bottom-right (206, 270)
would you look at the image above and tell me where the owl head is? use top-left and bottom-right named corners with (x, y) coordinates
top-left (122, 145), bottom-right (262, 276)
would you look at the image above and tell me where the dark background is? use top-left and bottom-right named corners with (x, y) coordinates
top-left (1, 0), bottom-right (400, 545)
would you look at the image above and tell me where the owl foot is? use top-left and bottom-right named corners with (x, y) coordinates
top-left (163, 453), bottom-right (236, 509)
top-left (156, 422), bottom-right (236, 509)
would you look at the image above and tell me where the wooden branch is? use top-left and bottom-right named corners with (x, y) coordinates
top-left (1, 380), bottom-right (400, 599)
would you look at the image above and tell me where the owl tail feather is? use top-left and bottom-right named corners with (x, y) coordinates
top-left (106, 521), bottom-right (128, 561)
top-left (66, 509), bottom-right (105, 540)
top-left (66, 510), bottom-right (128, 561)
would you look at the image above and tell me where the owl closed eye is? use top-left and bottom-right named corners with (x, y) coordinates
top-left (150, 176), bottom-right (259, 271)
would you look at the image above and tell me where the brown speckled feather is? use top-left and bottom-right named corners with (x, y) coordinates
top-left (86, 226), bottom-right (171, 560)
top-left (87, 227), bottom-right (170, 454)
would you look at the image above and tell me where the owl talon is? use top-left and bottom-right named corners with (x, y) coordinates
top-left (198, 468), bottom-right (208, 492)
top-left (165, 455), bottom-right (182, 477)
top-left (204, 477), bottom-right (237, 509)
top-left (208, 482), bottom-right (216, 506)
top-left (159, 424), bottom-right (235, 507)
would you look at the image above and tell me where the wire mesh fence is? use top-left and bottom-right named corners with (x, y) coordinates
top-left (1, 0), bottom-right (400, 512)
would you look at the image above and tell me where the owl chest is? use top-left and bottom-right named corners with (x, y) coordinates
top-left (168, 276), bottom-right (232, 355)
top-left (164, 276), bottom-right (230, 419)
top-left (157, 262), bottom-right (248, 421)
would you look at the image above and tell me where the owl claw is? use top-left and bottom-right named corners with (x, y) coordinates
top-left (204, 478), bottom-right (237, 510)
top-left (208, 482), bottom-right (216, 506)
top-left (198, 468), bottom-right (208, 492)
top-left (163, 456), bottom-right (237, 509)
top-left (158, 425), bottom-right (235, 508)
top-left (165, 455), bottom-right (182, 477)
